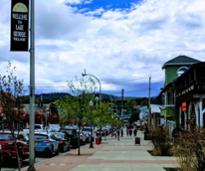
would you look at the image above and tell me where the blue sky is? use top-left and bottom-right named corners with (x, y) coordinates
top-left (0, 0), bottom-right (205, 97)
top-left (68, 0), bottom-right (141, 13)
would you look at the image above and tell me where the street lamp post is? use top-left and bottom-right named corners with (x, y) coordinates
top-left (82, 70), bottom-right (101, 148)
top-left (28, 0), bottom-right (35, 170)
top-left (81, 70), bottom-right (101, 104)
top-left (89, 100), bottom-right (94, 148)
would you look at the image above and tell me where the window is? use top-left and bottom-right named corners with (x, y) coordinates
top-left (0, 133), bottom-right (14, 141)
top-left (177, 66), bottom-right (189, 77)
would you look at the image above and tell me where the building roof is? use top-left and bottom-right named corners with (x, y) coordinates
top-left (162, 55), bottom-right (201, 69)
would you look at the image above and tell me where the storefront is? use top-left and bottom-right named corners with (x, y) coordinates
top-left (175, 62), bottom-right (205, 129)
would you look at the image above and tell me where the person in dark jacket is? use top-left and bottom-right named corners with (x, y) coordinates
top-left (134, 127), bottom-right (137, 137)
top-left (117, 128), bottom-right (120, 141)
top-left (121, 128), bottom-right (124, 137)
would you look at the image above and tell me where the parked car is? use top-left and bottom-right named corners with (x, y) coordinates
top-left (50, 132), bottom-right (70, 152)
top-left (23, 124), bottom-right (44, 134)
top-left (47, 124), bottom-right (61, 132)
top-left (95, 128), bottom-right (105, 136)
top-left (34, 132), bottom-right (59, 157)
top-left (0, 132), bottom-right (29, 165)
top-left (34, 124), bottom-right (44, 132)
top-left (96, 127), bottom-right (110, 136)
top-left (79, 131), bottom-right (87, 145)
top-left (81, 127), bottom-right (93, 143)
top-left (60, 128), bottom-right (78, 148)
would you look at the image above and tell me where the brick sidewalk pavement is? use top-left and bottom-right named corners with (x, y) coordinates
top-left (22, 142), bottom-right (107, 171)
top-left (22, 133), bottom-right (179, 171)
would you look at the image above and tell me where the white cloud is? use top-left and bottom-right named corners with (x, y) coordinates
top-left (65, 0), bottom-right (92, 5)
top-left (0, 0), bottom-right (205, 96)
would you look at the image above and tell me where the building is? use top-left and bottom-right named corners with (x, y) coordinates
top-left (139, 104), bottom-right (161, 128)
top-left (159, 55), bottom-right (200, 131)
top-left (175, 62), bottom-right (205, 129)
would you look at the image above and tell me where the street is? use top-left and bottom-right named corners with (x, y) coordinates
top-left (16, 131), bottom-right (179, 171)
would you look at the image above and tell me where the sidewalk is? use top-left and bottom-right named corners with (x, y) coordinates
top-left (22, 131), bottom-right (179, 171)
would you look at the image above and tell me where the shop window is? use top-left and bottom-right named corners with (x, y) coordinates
top-left (181, 112), bottom-right (185, 129)
top-left (203, 99), bottom-right (205, 109)
top-left (203, 113), bottom-right (205, 128)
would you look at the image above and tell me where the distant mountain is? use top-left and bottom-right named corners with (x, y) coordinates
top-left (20, 92), bottom-right (160, 104)
top-left (21, 92), bottom-right (71, 104)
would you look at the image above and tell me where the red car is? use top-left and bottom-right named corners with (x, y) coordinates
top-left (0, 132), bottom-right (29, 165)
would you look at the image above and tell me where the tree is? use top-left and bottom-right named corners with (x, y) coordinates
top-left (56, 75), bottom-right (122, 152)
top-left (55, 95), bottom-right (80, 125)
top-left (0, 62), bottom-right (24, 170)
top-left (129, 107), bottom-right (140, 124)
top-left (66, 76), bottom-right (122, 128)
top-left (56, 75), bottom-right (98, 154)
top-left (92, 102), bottom-right (122, 127)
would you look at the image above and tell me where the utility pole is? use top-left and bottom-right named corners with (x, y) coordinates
top-left (121, 88), bottom-right (124, 117)
top-left (28, 0), bottom-right (35, 170)
top-left (148, 76), bottom-right (151, 129)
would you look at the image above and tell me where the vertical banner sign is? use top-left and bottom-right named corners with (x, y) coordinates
top-left (10, 0), bottom-right (29, 51)
top-left (182, 102), bottom-right (187, 112)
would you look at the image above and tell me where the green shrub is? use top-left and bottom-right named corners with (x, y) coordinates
top-left (151, 127), bottom-right (172, 156)
top-left (173, 129), bottom-right (205, 171)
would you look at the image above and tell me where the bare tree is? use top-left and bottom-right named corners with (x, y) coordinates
top-left (0, 62), bottom-right (24, 170)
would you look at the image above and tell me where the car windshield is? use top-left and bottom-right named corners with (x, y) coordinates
top-left (51, 132), bottom-right (64, 139)
top-left (35, 125), bottom-right (43, 129)
top-left (62, 129), bottom-right (76, 135)
top-left (48, 124), bottom-right (60, 131)
top-left (0, 133), bottom-right (15, 141)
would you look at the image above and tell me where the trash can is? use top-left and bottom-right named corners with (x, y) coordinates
top-left (135, 137), bottom-right (140, 145)
top-left (96, 137), bottom-right (100, 145)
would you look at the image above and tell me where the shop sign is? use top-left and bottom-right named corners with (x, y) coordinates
top-left (10, 0), bottom-right (29, 51)
top-left (182, 102), bottom-right (187, 112)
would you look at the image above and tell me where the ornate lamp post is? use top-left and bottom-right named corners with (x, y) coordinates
top-left (81, 70), bottom-right (101, 104)
top-left (89, 100), bottom-right (94, 148)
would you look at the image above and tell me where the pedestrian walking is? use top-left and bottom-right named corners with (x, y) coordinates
top-left (129, 128), bottom-right (133, 136)
top-left (121, 128), bottom-right (123, 137)
top-left (126, 126), bottom-right (129, 136)
top-left (117, 128), bottom-right (120, 141)
top-left (134, 128), bottom-right (137, 137)
top-left (111, 129), bottom-right (116, 138)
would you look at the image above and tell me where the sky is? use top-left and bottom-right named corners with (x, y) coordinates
top-left (0, 0), bottom-right (205, 97)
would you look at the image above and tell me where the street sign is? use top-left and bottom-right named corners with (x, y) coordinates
top-left (10, 0), bottom-right (29, 51)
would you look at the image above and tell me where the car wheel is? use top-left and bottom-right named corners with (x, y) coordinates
top-left (15, 156), bottom-right (23, 168)
top-left (55, 148), bottom-right (59, 155)
top-left (45, 148), bottom-right (52, 157)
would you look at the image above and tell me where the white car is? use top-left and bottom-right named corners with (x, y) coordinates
top-left (48, 124), bottom-right (61, 132)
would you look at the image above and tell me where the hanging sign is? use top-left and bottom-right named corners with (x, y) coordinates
top-left (181, 102), bottom-right (187, 112)
top-left (10, 0), bottom-right (29, 51)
